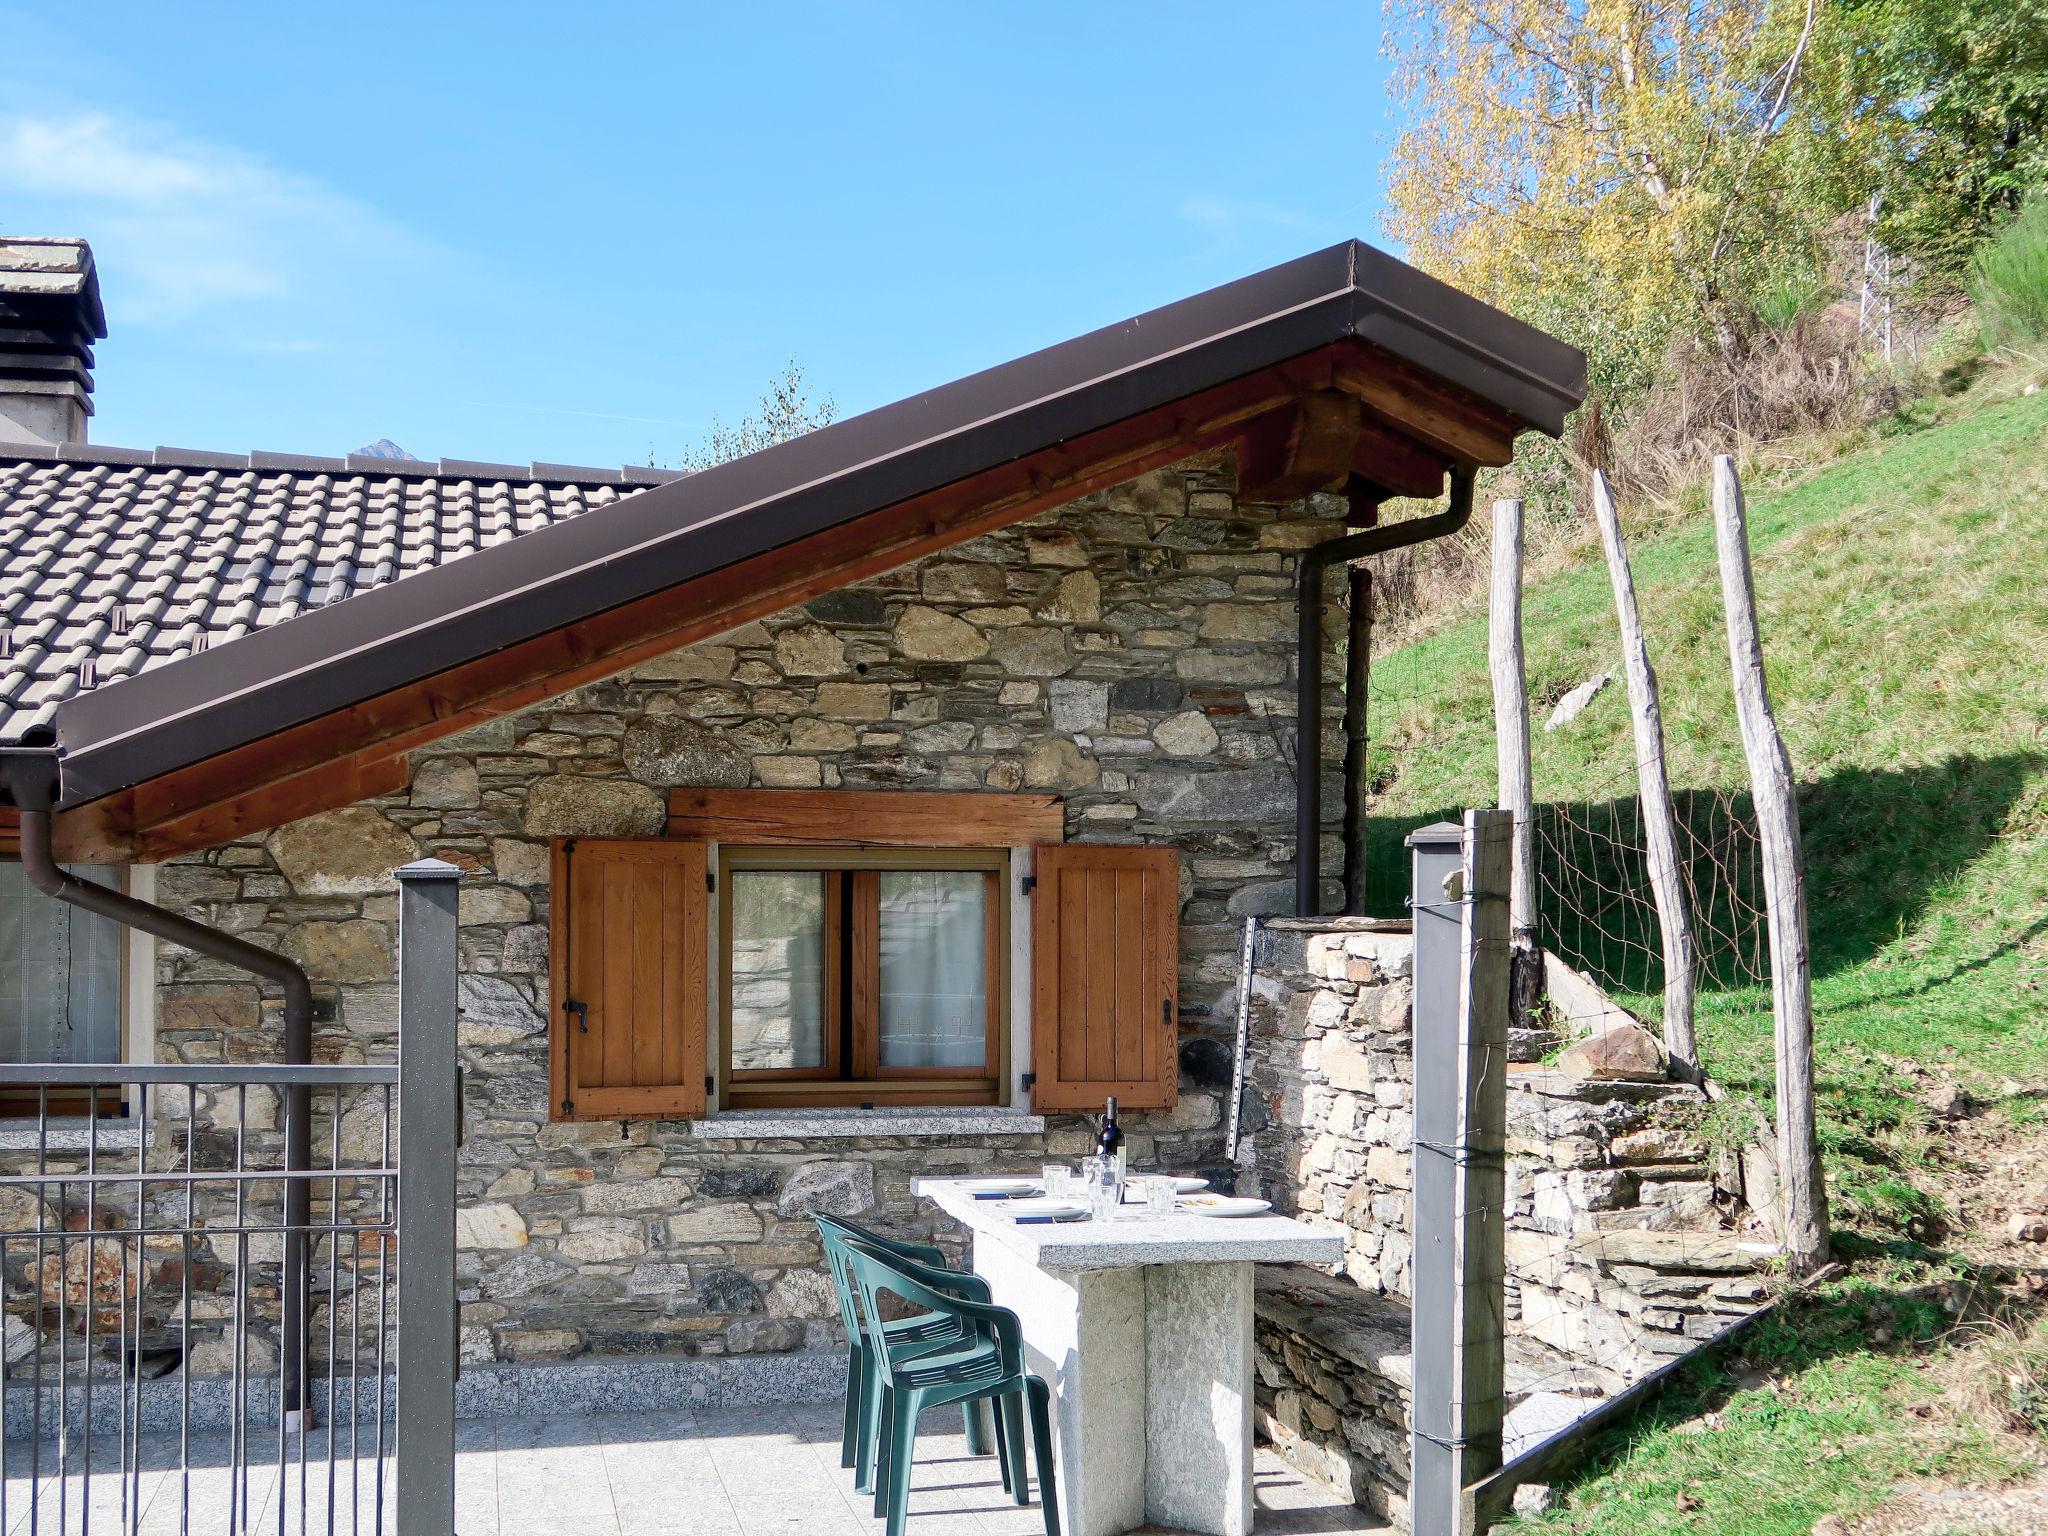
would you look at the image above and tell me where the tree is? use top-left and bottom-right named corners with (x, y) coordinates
top-left (677, 358), bottom-right (837, 471)
top-left (1844, 0), bottom-right (2048, 282)
top-left (1382, 0), bottom-right (1883, 399)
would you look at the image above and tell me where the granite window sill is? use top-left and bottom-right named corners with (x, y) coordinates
top-left (0, 1117), bottom-right (145, 1153)
top-left (687, 1107), bottom-right (1047, 1141)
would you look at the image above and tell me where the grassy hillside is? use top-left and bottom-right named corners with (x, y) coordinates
top-left (1365, 378), bottom-right (2047, 1212)
top-left (1356, 372), bottom-right (2048, 1532)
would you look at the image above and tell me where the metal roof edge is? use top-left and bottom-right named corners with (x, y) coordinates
top-left (48, 239), bottom-right (1586, 809)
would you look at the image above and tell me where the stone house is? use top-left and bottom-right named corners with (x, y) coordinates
top-left (0, 233), bottom-right (1588, 1400)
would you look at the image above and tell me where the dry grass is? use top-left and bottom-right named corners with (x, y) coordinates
top-left (1605, 313), bottom-right (1894, 503)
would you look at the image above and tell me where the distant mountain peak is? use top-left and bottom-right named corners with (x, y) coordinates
top-left (352, 438), bottom-right (419, 461)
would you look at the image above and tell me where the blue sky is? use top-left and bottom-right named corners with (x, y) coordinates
top-left (2, 4), bottom-right (1396, 468)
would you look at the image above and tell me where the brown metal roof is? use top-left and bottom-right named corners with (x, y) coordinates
top-left (43, 239), bottom-right (1585, 816)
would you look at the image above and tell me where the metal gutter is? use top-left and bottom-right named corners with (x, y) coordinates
top-left (49, 240), bottom-right (1584, 810)
top-left (1295, 467), bottom-right (1478, 917)
top-left (0, 746), bottom-right (315, 1418)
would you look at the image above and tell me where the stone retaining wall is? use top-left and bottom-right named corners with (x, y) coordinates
top-left (122, 455), bottom-right (1355, 1373)
top-left (1237, 918), bottom-right (1772, 1517)
top-left (1253, 1266), bottom-right (1412, 1525)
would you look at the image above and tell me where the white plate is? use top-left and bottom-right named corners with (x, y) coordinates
top-left (1005, 1198), bottom-right (1090, 1221)
top-left (1178, 1195), bottom-right (1272, 1218)
top-left (956, 1177), bottom-right (1042, 1196)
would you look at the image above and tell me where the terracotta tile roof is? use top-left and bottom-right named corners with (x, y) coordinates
top-left (0, 444), bottom-right (682, 742)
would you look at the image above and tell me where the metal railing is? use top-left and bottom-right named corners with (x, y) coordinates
top-left (0, 855), bottom-right (462, 1536)
top-left (0, 1063), bottom-right (400, 1535)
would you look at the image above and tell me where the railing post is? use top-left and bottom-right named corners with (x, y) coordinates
top-left (1409, 811), bottom-right (1513, 1535)
top-left (394, 858), bottom-right (461, 1536)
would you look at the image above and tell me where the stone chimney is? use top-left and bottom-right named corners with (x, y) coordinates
top-left (0, 238), bottom-right (106, 446)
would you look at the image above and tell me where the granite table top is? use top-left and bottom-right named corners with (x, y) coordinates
top-left (915, 1178), bottom-right (1345, 1272)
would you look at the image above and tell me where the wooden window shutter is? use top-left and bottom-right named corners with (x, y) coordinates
top-left (549, 839), bottom-right (708, 1122)
top-left (1029, 844), bottom-right (1179, 1113)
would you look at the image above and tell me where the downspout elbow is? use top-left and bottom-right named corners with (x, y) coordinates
top-left (1293, 466), bottom-right (1477, 918)
top-left (3, 750), bottom-right (316, 1056)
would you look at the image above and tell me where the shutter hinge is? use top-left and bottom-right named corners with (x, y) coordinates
top-left (565, 1000), bottom-right (588, 1032)
top-left (1163, 997), bottom-right (1173, 1023)
top-left (707, 869), bottom-right (717, 894)
top-left (1020, 874), bottom-right (1037, 895)
top-left (1021, 1072), bottom-right (1036, 1091)
top-left (705, 1075), bottom-right (715, 1093)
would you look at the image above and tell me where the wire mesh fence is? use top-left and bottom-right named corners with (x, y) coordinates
top-left (1528, 757), bottom-right (1775, 1039)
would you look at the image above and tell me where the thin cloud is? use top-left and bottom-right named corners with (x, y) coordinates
top-left (1176, 195), bottom-right (1317, 235)
top-left (0, 111), bottom-right (441, 327)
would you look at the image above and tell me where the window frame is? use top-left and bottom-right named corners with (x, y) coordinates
top-left (717, 845), bottom-right (1010, 1111)
top-left (0, 860), bottom-right (145, 1119)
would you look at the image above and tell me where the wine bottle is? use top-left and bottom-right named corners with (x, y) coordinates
top-left (1096, 1096), bottom-right (1126, 1180)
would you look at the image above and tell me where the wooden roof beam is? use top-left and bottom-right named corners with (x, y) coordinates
top-left (1332, 342), bottom-right (1520, 467)
top-left (1349, 419), bottom-right (1451, 502)
top-left (1235, 391), bottom-right (1363, 502)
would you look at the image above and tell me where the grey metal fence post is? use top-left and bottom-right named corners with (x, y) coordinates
top-left (394, 858), bottom-right (461, 1536)
top-left (1409, 811), bottom-right (1513, 1536)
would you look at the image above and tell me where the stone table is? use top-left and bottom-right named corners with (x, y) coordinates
top-left (916, 1178), bottom-right (1343, 1536)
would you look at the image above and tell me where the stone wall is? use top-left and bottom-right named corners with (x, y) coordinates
top-left (1253, 1266), bottom-right (1412, 1525)
top-left (140, 455), bottom-right (1357, 1371)
top-left (1237, 918), bottom-right (1771, 1516)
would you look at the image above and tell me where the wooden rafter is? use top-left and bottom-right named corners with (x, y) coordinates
top-left (1236, 390), bottom-right (1363, 502)
top-left (1332, 344), bottom-right (1520, 466)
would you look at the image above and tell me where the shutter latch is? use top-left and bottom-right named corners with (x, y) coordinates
top-left (565, 1000), bottom-right (589, 1032)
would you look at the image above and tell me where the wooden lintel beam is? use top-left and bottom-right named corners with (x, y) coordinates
top-left (1350, 419), bottom-right (1451, 501)
top-left (1235, 391), bottom-right (1363, 502)
top-left (667, 788), bottom-right (1065, 847)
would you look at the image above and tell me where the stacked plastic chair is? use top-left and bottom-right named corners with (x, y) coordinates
top-left (815, 1213), bottom-right (1059, 1536)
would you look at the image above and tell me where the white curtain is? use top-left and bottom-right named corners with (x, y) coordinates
top-left (876, 872), bottom-right (986, 1069)
top-left (0, 863), bottom-right (123, 1065)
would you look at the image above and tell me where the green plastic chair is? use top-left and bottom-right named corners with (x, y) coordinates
top-left (846, 1237), bottom-right (1060, 1536)
top-left (813, 1213), bottom-right (997, 1491)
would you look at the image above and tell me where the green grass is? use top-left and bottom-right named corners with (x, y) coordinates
top-left (1503, 1282), bottom-right (2036, 1536)
top-left (1362, 371), bottom-right (2048, 1527)
top-left (1362, 374), bottom-right (2048, 1232)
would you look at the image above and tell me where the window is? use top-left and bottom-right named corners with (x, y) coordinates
top-left (544, 789), bottom-right (1184, 1125)
top-left (0, 862), bottom-right (130, 1115)
top-left (720, 848), bottom-right (1006, 1109)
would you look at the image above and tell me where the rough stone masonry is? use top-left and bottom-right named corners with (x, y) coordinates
top-left (1237, 919), bottom-right (1773, 1517)
top-left (139, 455), bottom-right (1361, 1370)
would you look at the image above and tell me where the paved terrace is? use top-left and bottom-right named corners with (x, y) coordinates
top-left (2, 1402), bottom-right (1387, 1535)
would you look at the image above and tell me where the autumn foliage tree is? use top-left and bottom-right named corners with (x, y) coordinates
top-left (1383, 0), bottom-right (1883, 402)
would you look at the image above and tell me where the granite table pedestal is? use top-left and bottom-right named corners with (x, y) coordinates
top-left (917, 1179), bottom-right (1344, 1536)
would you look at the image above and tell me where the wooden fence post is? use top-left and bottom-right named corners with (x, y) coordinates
top-left (1711, 456), bottom-right (1829, 1275)
top-left (1488, 500), bottom-right (1536, 949)
top-left (1591, 471), bottom-right (1699, 1072)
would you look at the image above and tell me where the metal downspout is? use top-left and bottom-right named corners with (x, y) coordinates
top-left (1294, 465), bottom-right (1477, 918)
top-left (1, 748), bottom-right (315, 1420)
